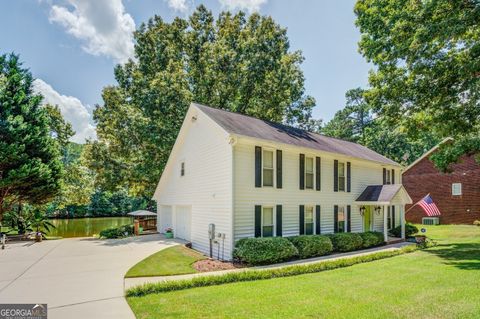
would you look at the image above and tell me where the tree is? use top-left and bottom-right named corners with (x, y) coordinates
top-left (322, 88), bottom-right (372, 143)
top-left (45, 104), bottom-right (74, 150)
top-left (91, 5), bottom-right (317, 196)
top-left (355, 0), bottom-right (480, 168)
top-left (0, 54), bottom-right (63, 222)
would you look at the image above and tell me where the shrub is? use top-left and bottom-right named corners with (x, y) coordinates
top-left (474, 220), bottom-right (480, 226)
top-left (99, 224), bottom-right (134, 239)
top-left (233, 237), bottom-right (298, 265)
top-left (288, 235), bottom-right (333, 259)
top-left (126, 245), bottom-right (419, 297)
top-left (389, 223), bottom-right (418, 237)
top-left (326, 233), bottom-right (363, 252)
top-left (359, 231), bottom-right (385, 248)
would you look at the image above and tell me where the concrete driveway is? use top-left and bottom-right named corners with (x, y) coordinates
top-left (0, 235), bottom-right (178, 319)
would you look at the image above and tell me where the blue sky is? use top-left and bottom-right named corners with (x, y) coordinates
top-left (0, 0), bottom-right (370, 142)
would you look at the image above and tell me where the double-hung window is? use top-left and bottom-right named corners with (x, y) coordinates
top-left (305, 157), bottom-right (314, 189)
top-left (338, 162), bottom-right (345, 191)
top-left (305, 206), bottom-right (314, 235)
top-left (263, 150), bottom-right (274, 187)
top-left (386, 170), bottom-right (391, 184)
top-left (262, 207), bottom-right (274, 237)
top-left (337, 206), bottom-right (346, 232)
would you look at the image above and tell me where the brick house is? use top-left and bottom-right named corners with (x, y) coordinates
top-left (402, 138), bottom-right (480, 224)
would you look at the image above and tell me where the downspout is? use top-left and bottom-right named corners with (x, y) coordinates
top-left (229, 135), bottom-right (237, 260)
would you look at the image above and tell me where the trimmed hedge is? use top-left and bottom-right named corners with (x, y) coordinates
top-left (359, 231), bottom-right (385, 248)
top-left (389, 223), bottom-right (418, 237)
top-left (327, 233), bottom-right (364, 252)
top-left (126, 244), bottom-right (418, 297)
top-left (288, 235), bottom-right (333, 259)
top-left (233, 237), bottom-right (298, 265)
top-left (99, 224), bottom-right (134, 239)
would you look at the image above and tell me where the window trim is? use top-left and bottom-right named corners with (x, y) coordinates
top-left (304, 205), bottom-right (315, 235)
top-left (305, 156), bottom-right (315, 190)
top-left (452, 183), bottom-right (462, 196)
top-left (261, 206), bottom-right (275, 237)
top-left (337, 162), bottom-right (346, 192)
top-left (337, 205), bottom-right (346, 233)
top-left (261, 148), bottom-right (275, 187)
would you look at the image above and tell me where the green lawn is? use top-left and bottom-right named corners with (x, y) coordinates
top-left (125, 245), bottom-right (206, 278)
top-left (128, 225), bottom-right (480, 319)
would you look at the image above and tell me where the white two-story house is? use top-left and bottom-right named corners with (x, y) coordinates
top-left (153, 103), bottom-right (412, 260)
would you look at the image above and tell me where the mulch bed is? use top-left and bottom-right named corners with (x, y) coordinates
top-left (193, 259), bottom-right (244, 272)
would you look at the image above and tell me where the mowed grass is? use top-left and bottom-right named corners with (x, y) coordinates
top-left (125, 245), bottom-right (206, 278)
top-left (127, 225), bottom-right (480, 319)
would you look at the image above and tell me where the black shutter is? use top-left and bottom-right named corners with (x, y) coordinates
top-left (254, 205), bottom-right (262, 237)
top-left (276, 150), bottom-right (282, 189)
top-left (334, 205), bottom-right (339, 233)
top-left (299, 154), bottom-right (305, 190)
top-left (276, 205), bottom-right (283, 236)
top-left (346, 162), bottom-right (351, 193)
top-left (299, 205), bottom-right (305, 235)
top-left (334, 160), bottom-right (339, 192)
top-left (255, 146), bottom-right (262, 187)
top-left (347, 205), bottom-right (351, 232)
top-left (315, 157), bottom-right (321, 191)
top-left (383, 168), bottom-right (387, 185)
top-left (315, 205), bottom-right (321, 234)
top-left (392, 206), bottom-right (396, 229)
top-left (391, 169), bottom-right (395, 184)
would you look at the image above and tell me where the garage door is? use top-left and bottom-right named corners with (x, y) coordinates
top-left (175, 206), bottom-right (191, 241)
top-left (159, 205), bottom-right (172, 233)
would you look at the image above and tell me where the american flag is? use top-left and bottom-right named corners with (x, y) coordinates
top-left (418, 194), bottom-right (441, 216)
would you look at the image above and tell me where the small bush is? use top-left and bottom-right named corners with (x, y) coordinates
top-left (233, 237), bottom-right (298, 265)
top-left (359, 231), bottom-right (385, 248)
top-left (326, 233), bottom-right (363, 252)
top-left (389, 223), bottom-right (418, 237)
top-left (473, 220), bottom-right (480, 226)
top-left (99, 224), bottom-right (134, 239)
top-left (288, 235), bottom-right (333, 259)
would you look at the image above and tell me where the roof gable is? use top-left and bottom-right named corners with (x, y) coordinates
top-left (195, 103), bottom-right (399, 166)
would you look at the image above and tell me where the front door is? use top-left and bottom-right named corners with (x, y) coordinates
top-left (364, 206), bottom-right (372, 231)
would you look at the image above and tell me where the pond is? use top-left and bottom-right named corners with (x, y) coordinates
top-left (46, 217), bottom-right (133, 238)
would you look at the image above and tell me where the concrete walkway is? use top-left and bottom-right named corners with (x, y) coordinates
top-left (124, 241), bottom-right (413, 290)
top-left (0, 235), bottom-right (181, 319)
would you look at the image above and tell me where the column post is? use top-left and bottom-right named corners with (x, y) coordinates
top-left (383, 205), bottom-right (388, 243)
top-left (401, 205), bottom-right (406, 240)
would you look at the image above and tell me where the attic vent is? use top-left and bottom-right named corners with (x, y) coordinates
top-left (422, 217), bottom-right (439, 225)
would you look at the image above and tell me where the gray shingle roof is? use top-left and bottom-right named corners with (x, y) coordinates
top-left (194, 103), bottom-right (399, 166)
top-left (355, 184), bottom-right (402, 202)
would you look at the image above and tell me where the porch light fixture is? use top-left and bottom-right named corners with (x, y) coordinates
top-left (359, 206), bottom-right (366, 216)
top-left (374, 206), bottom-right (382, 216)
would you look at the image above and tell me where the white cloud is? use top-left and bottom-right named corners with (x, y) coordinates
top-left (49, 0), bottom-right (135, 63)
top-left (33, 79), bottom-right (96, 143)
top-left (166, 0), bottom-right (190, 12)
top-left (218, 0), bottom-right (267, 12)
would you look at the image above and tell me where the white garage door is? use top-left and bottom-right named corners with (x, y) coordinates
top-left (175, 206), bottom-right (191, 241)
top-left (159, 205), bottom-right (172, 233)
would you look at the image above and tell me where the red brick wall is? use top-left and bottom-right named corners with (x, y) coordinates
top-left (403, 154), bottom-right (480, 224)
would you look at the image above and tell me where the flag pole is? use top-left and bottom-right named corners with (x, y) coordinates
top-left (405, 193), bottom-right (430, 214)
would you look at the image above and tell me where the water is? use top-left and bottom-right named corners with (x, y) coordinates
top-left (47, 217), bottom-right (133, 238)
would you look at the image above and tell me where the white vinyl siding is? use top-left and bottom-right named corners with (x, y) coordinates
top-left (154, 107), bottom-right (233, 258)
top-left (233, 139), bottom-right (395, 242)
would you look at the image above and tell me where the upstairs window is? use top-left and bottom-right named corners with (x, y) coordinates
top-left (305, 206), bottom-right (314, 235)
top-left (338, 162), bottom-right (345, 191)
top-left (305, 157), bottom-right (314, 189)
top-left (452, 183), bottom-right (462, 196)
top-left (386, 169), bottom-right (391, 184)
top-left (262, 207), bottom-right (274, 237)
top-left (263, 150), bottom-right (274, 187)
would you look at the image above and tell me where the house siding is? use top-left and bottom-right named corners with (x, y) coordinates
top-left (233, 138), bottom-right (399, 242)
top-left (403, 154), bottom-right (480, 224)
top-left (154, 107), bottom-right (233, 258)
